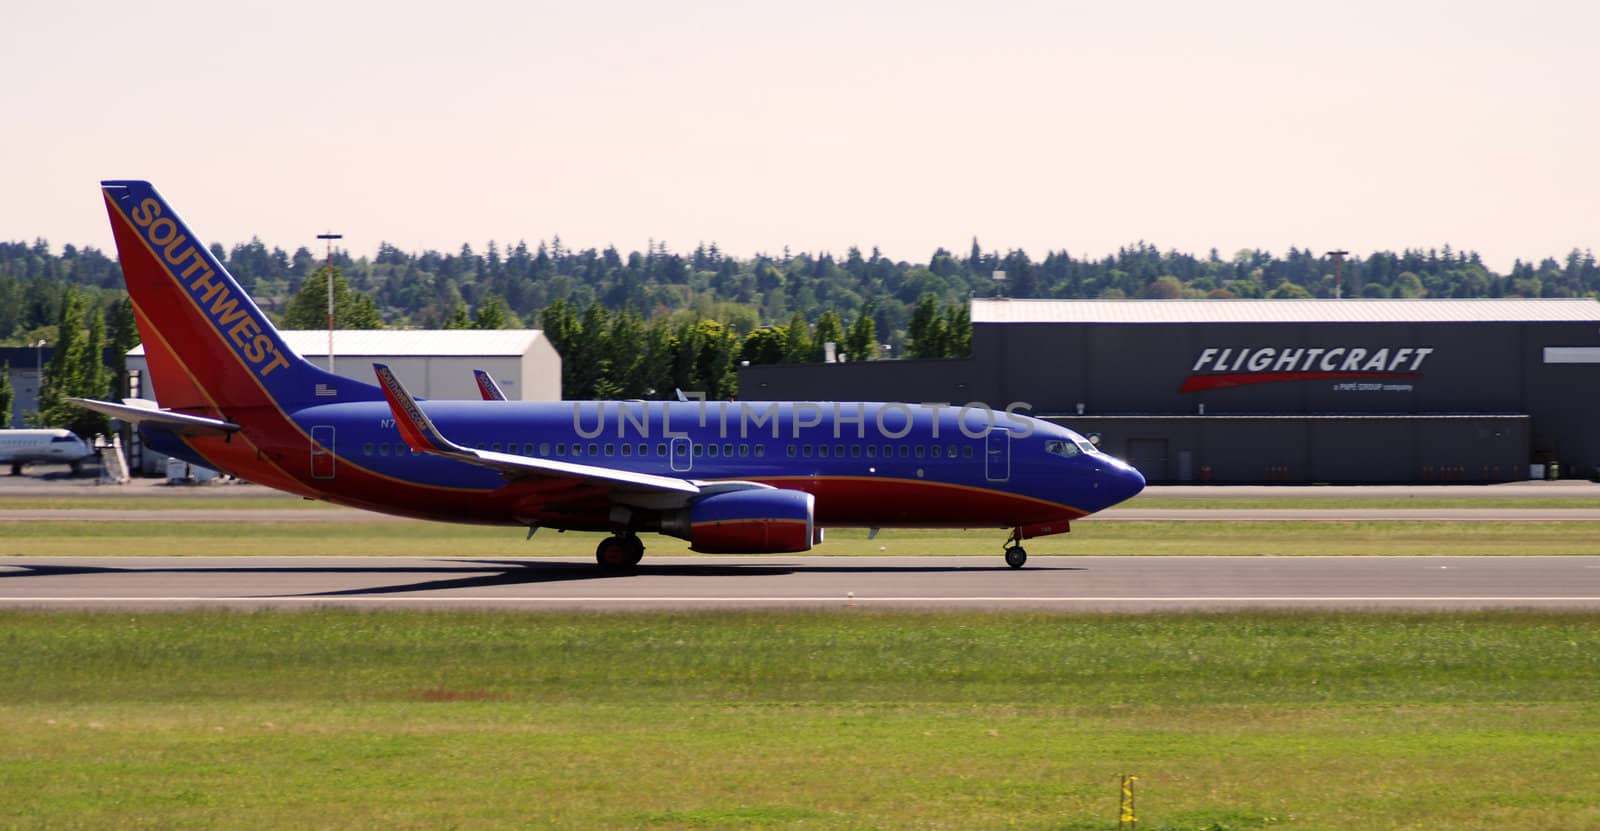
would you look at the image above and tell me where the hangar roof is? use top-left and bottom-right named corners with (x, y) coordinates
top-left (971, 298), bottom-right (1600, 324)
top-left (129, 329), bottom-right (548, 358)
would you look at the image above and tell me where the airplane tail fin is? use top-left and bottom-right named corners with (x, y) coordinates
top-left (100, 181), bottom-right (381, 415)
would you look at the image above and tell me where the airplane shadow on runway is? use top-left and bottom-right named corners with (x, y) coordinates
top-left (0, 560), bottom-right (1084, 598)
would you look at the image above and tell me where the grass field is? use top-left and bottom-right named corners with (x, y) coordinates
top-left (1, 610), bottom-right (1597, 830)
top-left (4, 519), bottom-right (1600, 557)
top-left (2, 494), bottom-right (1598, 512)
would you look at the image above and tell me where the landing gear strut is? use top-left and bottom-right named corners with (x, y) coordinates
top-left (998, 531), bottom-right (1024, 570)
top-left (595, 534), bottom-right (645, 571)
top-left (1002, 528), bottom-right (1027, 569)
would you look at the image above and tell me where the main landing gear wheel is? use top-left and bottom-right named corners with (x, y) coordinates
top-left (1004, 546), bottom-right (1028, 569)
top-left (595, 535), bottom-right (645, 570)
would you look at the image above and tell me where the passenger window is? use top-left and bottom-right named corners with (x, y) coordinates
top-left (709, 444), bottom-right (720, 458)
top-left (915, 445), bottom-right (925, 458)
top-left (931, 446), bottom-right (942, 459)
top-left (898, 445), bottom-right (909, 459)
top-left (363, 442), bottom-right (374, 456)
top-left (834, 444), bottom-right (844, 458)
top-left (588, 443), bottom-right (599, 456)
top-left (572, 444), bottom-right (583, 457)
top-left (963, 446), bottom-right (974, 459)
top-left (655, 443), bottom-right (667, 457)
top-left (723, 443), bottom-right (733, 457)
top-left (524, 443), bottom-right (535, 455)
top-left (818, 445), bottom-right (829, 458)
top-left (786, 445), bottom-right (796, 458)
top-left (694, 444), bottom-right (704, 457)
top-left (850, 445), bottom-right (861, 458)
top-left (865, 445), bottom-right (876, 458)
top-left (802, 445), bottom-right (813, 458)
top-left (755, 445), bottom-right (766, 458)
top-left (621, 443), bottom-right (632, 457)
top-left (540, 442), bottom-right (550, 455)
top-left (379, 443), bottom-right (390, 456)
top-left (639, 443), bottom-right (649, 457)
top-left (604, 443), bottom-right (615, 456)
top-left (556, 443), bottom-right (567, 456)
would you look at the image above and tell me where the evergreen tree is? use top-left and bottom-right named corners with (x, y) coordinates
top-left (280, 266), bottom-right (383, 329)
top-left (33, 287), bottom-right (105, 436)
top-left (0, 362), bottom-right (13, 428)
top-left (84, 307), bottom-right (109, 402)
top-left (844, 302), bottom-right (878, 361)
top-left (782, 311), bottom-right (811, 363)
top-left (473, 294), bottom-right (514, 329)
top-left (811, 310), bottom-right (844, 362)
top-left (108, 298), bottom-right (139, 398)
top-left (942, 302), bottom-right (971, 357)
top-left (906, 293), bottom-right (946, 359)
top-left (442, 303), bottom-right (472, 330)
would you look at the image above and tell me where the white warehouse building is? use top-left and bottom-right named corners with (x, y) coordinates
top-left (124, 329), bottom-right (562, 474)
top-left (128, 329), bottom-right (562, 403)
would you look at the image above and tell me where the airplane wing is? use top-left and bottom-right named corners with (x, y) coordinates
top-left (473, 369), bottom-right (508, 401)
top-left (373, 363), bottom-right (703, 496)
top-left (68, 398), bottom-right (240, 435)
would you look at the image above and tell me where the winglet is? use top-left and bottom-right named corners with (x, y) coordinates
top-left (473, 369), bottom-right (507, 401)
top-left (373, 363), bottom-right (457, 454)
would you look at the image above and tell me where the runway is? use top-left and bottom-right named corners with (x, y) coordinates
top-left (2, 555), bottom-right (1598, 611)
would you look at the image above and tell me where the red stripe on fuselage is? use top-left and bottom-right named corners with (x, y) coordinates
top-left (750, 475), bottom-right (1085, 527)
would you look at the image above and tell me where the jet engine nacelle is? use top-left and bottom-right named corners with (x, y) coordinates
top-left (662, 489), bottom-right (816, 553)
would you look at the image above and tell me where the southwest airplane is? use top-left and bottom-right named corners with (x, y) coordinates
top-left (74, 181), bottom-right (1144, 569)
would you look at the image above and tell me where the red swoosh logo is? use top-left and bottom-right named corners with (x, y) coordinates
top-left (1180, 371), bottom-right (1421, 393)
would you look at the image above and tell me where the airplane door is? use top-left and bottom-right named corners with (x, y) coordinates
top-left (310, 425), bottom-right (336, 480)
top-left (669, 436), bottom-right (693, 473)
top-left (985, 428), bottom-right (1010, 482)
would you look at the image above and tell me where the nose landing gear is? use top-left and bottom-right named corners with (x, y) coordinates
top-left (1002, 528), bottom-right (1027, 569)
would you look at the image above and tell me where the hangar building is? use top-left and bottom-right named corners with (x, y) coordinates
top-left (738, 299), bottom-right (1600, 484)
top-left (125, 328), bottom-right (561, 473)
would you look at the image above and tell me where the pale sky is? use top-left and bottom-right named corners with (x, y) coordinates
top-left (3, 1), bottom-right (1595, 273)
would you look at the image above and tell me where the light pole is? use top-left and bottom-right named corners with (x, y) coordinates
top-left (32, 339), bottom-right (46, 426)
top-left (317, 232), bottom-right (343, 372)
top-left (1326, 250), bottom-right (1349, 299)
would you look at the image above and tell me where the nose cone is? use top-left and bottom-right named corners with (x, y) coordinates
top-left (1096, 460), bottom-right (1145, 510)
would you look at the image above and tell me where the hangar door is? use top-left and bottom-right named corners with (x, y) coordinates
top-left (1125, 438), bottom-right (1170, 483)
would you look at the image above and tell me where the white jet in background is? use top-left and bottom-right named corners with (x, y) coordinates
top-left (0, 429), bottom-right (94, 475)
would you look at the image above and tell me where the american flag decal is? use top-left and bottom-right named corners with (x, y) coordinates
top-left (314, 383), bottom-right (337, 397)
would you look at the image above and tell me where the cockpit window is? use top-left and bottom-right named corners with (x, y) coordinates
top-left (1045, 439), bottom-right (1080, 458)
top-left (1075, 439), bottom-right (1098, 455)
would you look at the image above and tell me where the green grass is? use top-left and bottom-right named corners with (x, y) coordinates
top-left (0, 494), bottom-right (1595, 512)
top-left (1129, 497), bottom-right (1599, 509)
top-left (1, 610), bottom-right (1598, 829)
top-left (4, 519), bottom-right (1600, 557)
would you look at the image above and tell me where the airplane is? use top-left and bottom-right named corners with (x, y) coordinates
top-left (73, 180), bottom-right (1145, 569)
top-left (473, 369), bottom-right (507, 401)
top-left (0, 429), bottom-right (94, 476)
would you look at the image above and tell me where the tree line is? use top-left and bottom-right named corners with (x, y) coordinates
top-left (4, 235), bottom-right (1597, 409)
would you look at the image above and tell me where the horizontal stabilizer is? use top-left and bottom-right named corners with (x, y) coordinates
top-left (372, 363), bottom-right (701, 496)
top-left (68, 398), bottom-right (239, 434)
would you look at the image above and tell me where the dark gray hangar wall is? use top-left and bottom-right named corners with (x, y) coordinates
top-left (737, 299), bottom-right (1600, 484)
